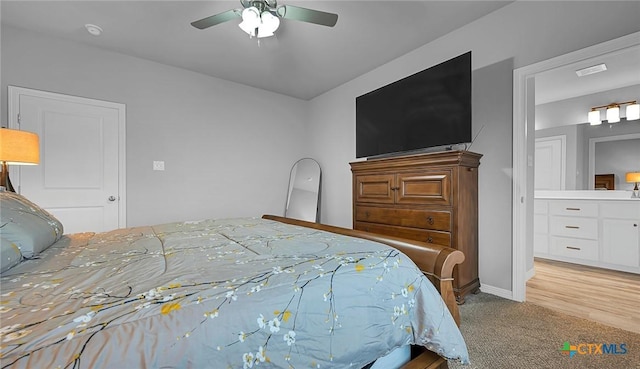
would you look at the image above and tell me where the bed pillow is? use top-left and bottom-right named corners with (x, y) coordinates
top-left (0, 190), bottom-right (64, 258)
top-left (0, 237), bottom-right (23, 273)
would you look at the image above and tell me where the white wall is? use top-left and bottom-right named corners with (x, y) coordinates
top-left (307, 1), bottom-right (640, 293)
top-left (1, 26), bottom-right (310, 226)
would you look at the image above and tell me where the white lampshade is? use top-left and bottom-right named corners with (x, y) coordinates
top-left (606, 105), bottom-right (620, 123)
top-left (257, 11), bottom-right (279, 38)
top-left (239, 7), bottom-right (261, 36)
top-left (588, 110), bottom-right (601, 125)
top-left (626, 102), bottom-right (640, 121)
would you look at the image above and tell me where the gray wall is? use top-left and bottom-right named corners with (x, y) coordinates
top-left (1, 26), bottom-right (309, 226)
top-left (306, 1), bottom-right (640, 293)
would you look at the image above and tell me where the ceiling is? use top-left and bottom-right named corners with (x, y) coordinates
top-left (535, 44), bottom-right (640, 105)
top-left (1, 0), bottom-right (513, 100)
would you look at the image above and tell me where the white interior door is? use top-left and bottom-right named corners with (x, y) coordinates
top-left (534, 136), bottom-right (566, 191)
top-left (9, 87), bottom-right (126, 234)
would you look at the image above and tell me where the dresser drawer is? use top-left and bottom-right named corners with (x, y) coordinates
top-left (549, 201), bottom-right (598, 217)
top-left (550, 216), bottom-right (598, 240)
top-left (550, 236), bottom-right (598, 261)
top-left (355, 221), bottom-right (451, 247)
top-left (354, 206), bottom-right (451, 232)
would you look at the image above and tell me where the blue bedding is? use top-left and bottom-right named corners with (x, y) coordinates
top-left (0, 217), bottom-right (468, 368)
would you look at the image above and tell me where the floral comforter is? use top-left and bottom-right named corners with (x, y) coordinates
top-left (0, 217), bottom-right (468, 368)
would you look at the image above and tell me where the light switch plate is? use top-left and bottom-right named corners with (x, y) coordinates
top-left (153, 161), bottom-right (165, 171)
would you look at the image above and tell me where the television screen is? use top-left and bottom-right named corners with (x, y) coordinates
top-left (356, 51), bottom-right (472, 158)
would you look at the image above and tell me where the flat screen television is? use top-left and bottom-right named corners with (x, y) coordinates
top-left (356, 51), bottom-right (472, 158)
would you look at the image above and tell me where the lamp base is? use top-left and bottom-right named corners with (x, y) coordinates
top-left (0, 162), bottom-right (16, 192)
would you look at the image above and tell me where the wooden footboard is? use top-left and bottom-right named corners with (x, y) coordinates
top-left (263, 215), bottom-right (464, 369)
top-left (262, 215), bottom-right (464, 325)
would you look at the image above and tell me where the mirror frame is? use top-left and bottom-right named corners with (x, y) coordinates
top-left (284, 158), bottom-right (321, 222)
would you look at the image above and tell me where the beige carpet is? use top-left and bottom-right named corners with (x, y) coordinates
top-left (448, 293), bottom-right (640, 369)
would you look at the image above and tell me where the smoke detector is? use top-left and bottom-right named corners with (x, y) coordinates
top-left (85, 24), bottom-right (103, 36)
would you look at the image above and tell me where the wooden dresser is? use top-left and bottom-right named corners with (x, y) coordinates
top-left (350, 150), bottom-right (481, 303)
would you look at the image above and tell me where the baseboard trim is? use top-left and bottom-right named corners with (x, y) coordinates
top-left (526, 267), bottom-right (535, 281)
top-left (479, 284), bottom-right (513, 300)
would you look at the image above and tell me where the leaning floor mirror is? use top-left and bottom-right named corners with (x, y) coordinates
top-left (284, 158), bottom-right (321, 222)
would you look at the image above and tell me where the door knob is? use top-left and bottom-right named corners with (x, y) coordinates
top-left (108, 196), bottom-right (117, 202)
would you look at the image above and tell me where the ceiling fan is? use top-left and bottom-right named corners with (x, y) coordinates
top-left (191, 0), bottom-right (338, 39)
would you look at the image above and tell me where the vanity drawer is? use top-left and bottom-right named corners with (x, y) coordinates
top-left (549, 201), bottom-right (598, 217)
top-left (550, 216), bottom-right (598, 239)
top-left (600, 201), bottom-right (640, 220)
top-left (354, 221), bottom-right (451, 247)
top-left (354, 206), bottom-right (451, 231)
top-left (551, 236), bottom-right (598, 261)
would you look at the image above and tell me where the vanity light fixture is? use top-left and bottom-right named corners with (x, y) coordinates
top-left (626, 172), bottom-right (640, 198)
top-left (588, 100), bottom-right (640, 125)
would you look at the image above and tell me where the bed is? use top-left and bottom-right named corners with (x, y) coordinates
top-left (0, 191), bottom-right (469, 369)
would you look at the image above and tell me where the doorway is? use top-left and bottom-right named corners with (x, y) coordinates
top-left (512, 32), bottom-right (640, 302)
top-left (8, 86), bottom-right (126, 234)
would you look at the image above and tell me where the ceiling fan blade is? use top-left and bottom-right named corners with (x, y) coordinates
top-left (277, 5), bottom-right (338, 27)
top-left (191, 9), bottom-right (240, 30)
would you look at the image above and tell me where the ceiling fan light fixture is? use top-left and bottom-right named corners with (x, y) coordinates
top-left (239, 6), bottom-right (261, 36)
top-left (258, 11), bottom-right (280, 38)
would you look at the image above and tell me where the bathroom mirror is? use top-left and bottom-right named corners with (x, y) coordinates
top-left (284, 158), bottom-right (321, 222)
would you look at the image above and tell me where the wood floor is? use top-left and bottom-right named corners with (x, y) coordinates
top-left (526, 258), bottom-right (640, 334)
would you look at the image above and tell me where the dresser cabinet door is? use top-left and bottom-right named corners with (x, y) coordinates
top-left (354, 174), bottom-right (395, 204)
top-left (396, 170), bottom-right (451, 205)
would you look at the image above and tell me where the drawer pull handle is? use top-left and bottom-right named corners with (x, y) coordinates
top-left (365, 211), bottom-right (370, 218)
top-left (426, 216), bottom-right (434, 225)
top-left (565, 225), bottom-right (580, 229)
top-left (427, 237), bottom-right (433, 243)
top-left (566, 246), bottom-right (581, 251)
top-left (565, 207), bottom-right (581, 211)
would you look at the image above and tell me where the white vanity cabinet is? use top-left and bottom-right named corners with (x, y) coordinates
top-left (534, 194), bottom-right (640, 274)
top-left (601, 202), bottom-right (640, 268)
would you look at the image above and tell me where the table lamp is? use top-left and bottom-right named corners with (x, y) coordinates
top-left (0, 128), bottom-right (40, 192)
top-left (626, 172), bottom-right (640, 198)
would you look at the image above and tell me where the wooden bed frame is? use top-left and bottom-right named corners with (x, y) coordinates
top-left (263, 215), bottom-right (465, 369)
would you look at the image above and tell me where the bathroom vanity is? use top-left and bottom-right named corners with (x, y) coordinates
top-left (534, 191), bottom-right (640, 274)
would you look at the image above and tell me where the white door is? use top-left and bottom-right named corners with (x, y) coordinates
top-left (9, 87), bottom-right (126, 234)
top-left (534, 136), bottom-right (566, 191)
